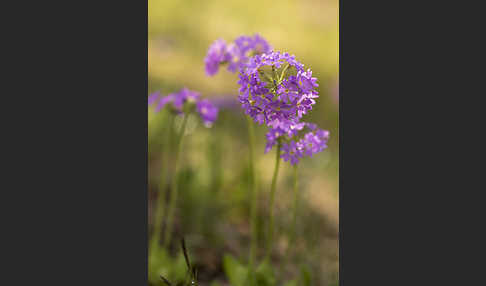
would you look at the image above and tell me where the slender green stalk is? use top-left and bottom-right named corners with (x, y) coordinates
top-left (246, 116), bottom-right (257, 286)
top-left (281, 165), bottom-right (299, 274)
top-left (163, 113), bottom-right (189, 248)
top-left (150, 113), bottom-right (174, 252)
top-left (286, 165), bottom-right (299, 261)
top-left (265, 141), bottom-right (281, 261)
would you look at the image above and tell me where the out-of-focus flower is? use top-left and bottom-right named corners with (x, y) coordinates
top-left (204, 39), bottom-right (227, 76)
top-left (204, 34), bottom-right (272, 76)
top-left (172, 88), bottom-right (200, 111)
top-left (156, 94), bottom-right (174, 112)
top-left (226, 43), bottom-right (243, 73)
top-left (251, 34), bottom-right (272, 54)
top-left (148, 91), bottom-right (160, 105)
top-left (196, 99), bottom-right (219, 126)
top-left (148, 88), bottom-right (218, 127)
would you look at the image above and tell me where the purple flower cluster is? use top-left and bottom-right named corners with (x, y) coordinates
top-left (237, 51), bottom-right (319, 126)
top-left (148, 88), bottom-right (219, 126)
top-left (265, 121), bottom-right (329, 165)
top-left (204, 34), bottom-right (272, 76)
top-left (203, 34), bottom-right (329, 165)
top-left (264, 119), bottom-right (305, 153)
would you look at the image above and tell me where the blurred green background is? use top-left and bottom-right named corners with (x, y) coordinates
top-left (148, 0), bottom-right (338, 285)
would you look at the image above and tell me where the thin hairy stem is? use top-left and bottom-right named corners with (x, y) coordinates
top-left (246, 116), bottom-right (257, 286)
top-left (265, 141), bottom-right (281, 261)
top-left (150, 113), bottom-right (174, 251)
top-left (285, 164), bottom-right (299, 264)
top-left (163, 113), bottom-right (189, 248)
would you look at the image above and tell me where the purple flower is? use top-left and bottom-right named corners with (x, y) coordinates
top-left (205, 39), bottom-right (227, 76)
top-left (196, 99), bottom-right (219, 127)
top-left (265, 119), bottom-right (303, 153)
top-left (281, 141), bottom-right (302, 165)
top-left (226, 43), bottom-right (243, 73)
top-left (265, 121), bottom-right (329, 165)
top-left (237, 51), bottom-right (318, 126)
top-left (229, 34), bottom-right (272, 72)
top-left (234, 35), bottom-right (254, 54)
top-left (297, 69), bottom-right (318, 93)
top-left (148, 91), bottom-right (175, 112)
top-left (156, 94), bottom-right (175, 112)
top-left (265, 128), bottom-right (283, 153)
top-left (148, 88), bottom-right (218, 127)
top-left (173, 88), bottom-right (200, 111)
top-left (148, 91), bottom-right (160, 105)
top-left (252, 34), bottom-right (271, 54)
top-left (301, 130), bottom-right (329, 157)
top-left (204, 34), bottom-right (272, 76)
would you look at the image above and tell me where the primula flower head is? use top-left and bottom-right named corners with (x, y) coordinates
top-left (148, 88), bottom-right (219, 127)
top-left (172, 88), bottom-right (200, 111)
top-left (204, 34), bottom-right (272, 76)
top-left (238, 51), bottom-right (318, 127)
top-left (265, 120), bottom-right (329, 165)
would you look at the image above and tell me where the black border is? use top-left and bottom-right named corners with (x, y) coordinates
top-left (5, 0), bottom-right (149, 284)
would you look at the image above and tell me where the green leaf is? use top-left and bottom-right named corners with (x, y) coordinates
top-left (255, 261), bottom-right (276, 286)
top-left (169, 251), bottom-right (189, 282)
top-left (148, 247), bottom-right (190, 285)
top-left (222, 254), bottom-right (248, 286)
top-left (148, 247), bottom-right (170, 284)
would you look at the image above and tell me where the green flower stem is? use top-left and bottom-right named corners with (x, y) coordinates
top-left (265, 141), bottom-right (281, 261)
top-left (150, 113), bottom-right (174, 252)
top-left (246, 116), bottom-right (257, 286)
top-left (290, 164), bottom-right (299, 245)
top-left (163, 112), bottom-right (189, 248)
top-left (286, 164), bottom-right (299, 262)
